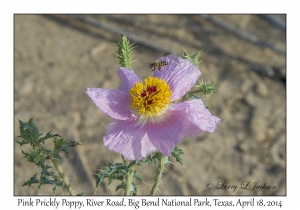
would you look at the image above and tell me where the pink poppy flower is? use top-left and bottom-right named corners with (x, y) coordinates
top-left (86, 55), bottom-right (221, 160)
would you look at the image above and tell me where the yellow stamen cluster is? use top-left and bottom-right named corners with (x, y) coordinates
top-left (130, 77), bottom-right (172, 117)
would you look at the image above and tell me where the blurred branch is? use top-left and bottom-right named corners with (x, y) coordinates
top-left (103, 15), bottom-right (219, 35)
top-left (198, 15), bottom-right (285, 55)
top-left (257, 14), bottom-right (286, 32)
top-left (71, 15), bottom-right (174, 55)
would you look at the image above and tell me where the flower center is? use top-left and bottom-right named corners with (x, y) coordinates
top-left (130, 77), bottom-right (172, 117)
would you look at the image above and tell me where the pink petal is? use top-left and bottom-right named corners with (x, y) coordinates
top-left (146, 107), bottom-right (188, 157)
top-left (104, 119), bottom-right (156, 160)
top-left (118, 67), bottom-right (141, 93)
top-left (175, 99), bottom-right (221, 138)
top-left (86, 88), bottom-right (136, 120)
top-left (153, 55), bottom-right (201, 101)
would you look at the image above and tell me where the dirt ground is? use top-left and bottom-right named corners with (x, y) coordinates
top-left (14, 14), bottom-right (286, 196)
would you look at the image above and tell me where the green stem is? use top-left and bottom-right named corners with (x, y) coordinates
top-left (149, 153), bottom-right (166, 196)
top-left (187, 90), bottom-right (201, 95)
top-left (122, 155), bottom-right (134, 196)
top-left (51, 158), bottom-right (75, 196)
top-left (125, 167), bottom-right (134, 196)
top-left (181, 89), bottom-right (205, 102)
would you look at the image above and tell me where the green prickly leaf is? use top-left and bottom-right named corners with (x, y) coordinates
top-left (136, 152), bottom-right (161, 166)
top-left (131, 183), bottom-right (137, 196)
top-left (21, 150), bottom-right (29, 157)
top-left (22, 173), bottom-right (39, 187)
top-left (195, 80), bottom-right (219, 96)
top-left (53, 137), bottom-right (67, 150)
top-left (95, 162), bottom-right (127, 192)
top-left (108, 177), bottom-right (114, 185)
top-left (183, 47), bottom-right (202, 69)
top-left (25, 150), bottom-right (46, 166)
top-left (39, 131), bottom-right (54, 144)
top-left (16, 140), bottom-right (29, 146)
top-left (18, 118), bottom-right (40, 148)
top-left (133, 170), bottom-right (142, 181)
top-left (95, 174), bottom-right (104, 191)
top-left (53, 186), bottom-right (57, 194)
top-left (115, 182), bottom-right (125, 192)
top-left (41, 166), bottom-right (54, 177)
top-left (171, 146), bottom-right (184, 165)
top-left (51, 153), bottom-right (63, 160)
top-left (53, 137), bottom-right (72, 156)
top-left (42, 148), bottom-right (52, 156)
top-left (38, 176), bottom-right (65, 190)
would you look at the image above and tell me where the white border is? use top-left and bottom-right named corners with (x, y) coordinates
top-left (3, 1), bottom-right (296, 209)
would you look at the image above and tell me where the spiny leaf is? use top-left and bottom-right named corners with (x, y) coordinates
top-left (95, 174), bottom-right (104, 191)
top-left (53, 138), bottom-right (76, 155)
top-left (41, 166), bottom-right (54, 177)
top-left (183, 47), bottom-right (202, 68)
top-left (38, 176), bottom-right (64, 190)
top-left (22, 174), bottom-right (39, 187)
top-left (53, 137), bottom-right (67, 151)
top-left (16, 140), bottom-right (29, 146)
top-left (136, 152), bottom-right (161, 166)
top-left (171, 146), bottom-right (184, 165)
top-left (195, 80), bottom-right (219, 96)
top-left (95, 163), bottom-right (127, 191)
top-left (131, 183), bottom-right (137, 196)
top-left (53, 186), bottom-right (57, 194)
top-left (133, 171), bottom-right (142, 181)
top-left (21, 150), bottom-right (29, 156)
top-left (24, 150), bottom-right (46, 166)
top-left (39, 132), bottom-right (55, 144)
top-left (18, 118), bottom-right (40, 148)
top-left (51, 153), bottom-right (63, 160)
top-left (42, 148), bottom-right (52, 156)
top-left (116, 182), bottom-right (125, 192)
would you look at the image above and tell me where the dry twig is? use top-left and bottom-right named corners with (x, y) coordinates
top-left (257, 14), bottom-right (286, 32)
top-left (198, 15), bottom-right (285, 55)
top-left (71, 15), bottom-right (174, 55)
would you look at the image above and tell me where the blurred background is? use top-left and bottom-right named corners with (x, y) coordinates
top-left (14, 14), bottom-right (286, 195)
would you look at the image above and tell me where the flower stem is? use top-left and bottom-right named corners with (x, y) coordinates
top-left (187, 90), bottom-right (202, 95)
top-left (125, 167), bottom-right (134, 196)
top-left (149, 153), bottom-right (166, 196)
top-left (51, 158), bottom-right (75, 196)
top-left (122, 155), bottom-right (134, 196)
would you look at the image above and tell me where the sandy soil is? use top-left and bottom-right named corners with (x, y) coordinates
top-left (14, 14), bottom-right (286, 195)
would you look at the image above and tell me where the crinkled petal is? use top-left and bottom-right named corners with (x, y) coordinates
top-left (146, 107), bottom-right (188, 157)
top-left (174, 99), bottom-right (221, 138)
top-left (104, 119), bottom-right (156, 160)
top-left (153, 55), bottom-right (201, 101)
top-left (118, 67), bottom-right (141, 93)
top-left (86, 88), bottom-right (136, 120)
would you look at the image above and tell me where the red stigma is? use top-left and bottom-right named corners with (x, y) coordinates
top-left (141, 86), bottom-right (157, 98)
top-left (147, 86), bottom-right (157, 95)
